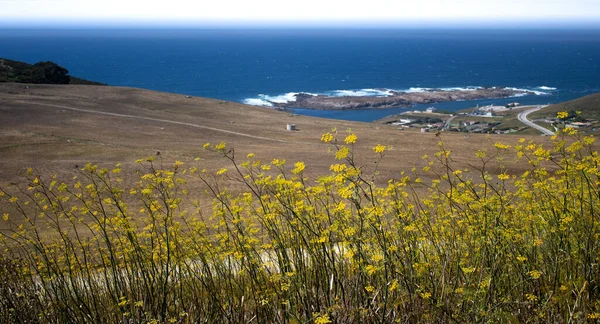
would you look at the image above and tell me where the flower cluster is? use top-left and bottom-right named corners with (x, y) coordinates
top-left (1, 129), bottom-right (599, 322)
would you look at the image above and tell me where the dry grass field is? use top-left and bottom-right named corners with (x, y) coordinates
top-left (0, 83), bottom-right (549, 188)
top-left (4, 83), bottom-right (600, 322)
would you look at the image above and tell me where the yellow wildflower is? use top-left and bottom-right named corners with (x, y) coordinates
top-left (215, 142), bottom-right (226, 151)
top-left (321, 132), bottom-right (334, 143)
top-left (498, 173), bottom-right (510, 180)
top-left (314, 313), bottom-right (332, 324)
top-left (373, 144), bottom-right (386, 153)
top-left (344, 133), bottom-right (357, 144)
top-left (291, 161), bottom-right (305, 174)
top-left (335, 146), bottom-right (349, 160)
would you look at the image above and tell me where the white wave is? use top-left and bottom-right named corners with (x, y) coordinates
top-left (510, 93), bottom-right (529, 98)
top-left (400, 86), bottom-right (481, 93)
top-left (327, 88), bottom-right (393, 97)
top-left (243, 98), bottom-right (273, 107)
top-left (260, 92), bottom-right (302, 103)
top-left (506, 87), bottom-right (549, 96)
top-left (242, 85), bottom-right (554, 107)
top-left (536, 86), bottom-right (557, 91)
top-left (404, 87), bottom-right (429, 93)
top-left (439, 86), bottom-right (482, 91)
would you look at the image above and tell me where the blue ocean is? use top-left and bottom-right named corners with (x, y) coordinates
top-left (1, 28), bottom-right (599, 121)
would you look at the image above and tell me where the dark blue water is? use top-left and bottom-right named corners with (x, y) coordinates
top-left (1, 28), bottom-right (599, 121)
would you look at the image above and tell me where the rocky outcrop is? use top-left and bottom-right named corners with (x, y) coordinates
top-left (274, 87), bottom-right (534, 110)
top-left (0, 58), bottom-right (105, 85)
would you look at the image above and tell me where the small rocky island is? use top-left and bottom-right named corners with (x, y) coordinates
top-left (273, 87), bottom-right (534, 110)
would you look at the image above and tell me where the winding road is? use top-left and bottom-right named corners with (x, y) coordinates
top-left (517, 105), bottom-right (555, 136)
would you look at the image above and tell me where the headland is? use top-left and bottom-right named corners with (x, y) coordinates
top-left (272, 87), bottom-right (534, 110)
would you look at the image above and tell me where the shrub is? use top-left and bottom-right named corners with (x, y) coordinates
top-left (1, 122), bottom-right (599, 323)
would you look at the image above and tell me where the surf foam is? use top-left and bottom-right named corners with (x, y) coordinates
top-left (327, 89), bottom-right (394, 97)
top-left (242, 85), bottom-right (555, 106)
top-left (243, 98), bottom-right (273, 107)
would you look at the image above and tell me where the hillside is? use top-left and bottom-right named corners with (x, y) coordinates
top-left (0, 58), bottom-right (105, 85)
top-left (530, 91), bottom-right (600, 120)
top-left (2, 83), bottom-right (600, 322)
top-left (0, 83), bottom-right (547, 188)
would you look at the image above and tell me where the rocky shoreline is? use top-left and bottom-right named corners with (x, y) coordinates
top-left (273, 87), bottom-right (534, 110)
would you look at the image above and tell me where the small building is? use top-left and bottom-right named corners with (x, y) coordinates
top-left (286, 124), bottom-right (296, 131)
top-left (425, 107), bottom-right (438, 113)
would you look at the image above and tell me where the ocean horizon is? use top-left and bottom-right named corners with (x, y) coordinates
top-left (1, 28), bottom-right (599, 121)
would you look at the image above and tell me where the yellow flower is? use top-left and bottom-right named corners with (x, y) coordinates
top-left (335, 146), bottom-right (349, 160)
top-left (528, 270), bottom-right (542, 279)
top-left (494, 142), bottom-right (511, 150)
top-left (344, 133), bottom-right (357, 144)
top-left (216, 168), bottom-right (228, 175)
top-left (365, 265), bottom-right (378, 275)
top-left (525, 293), bottom-right (538, 302)
top-left (314, 313), bottom-right (332, 324)
top-left (321, 132), bottom-right (334, 143)
top-left (291, 161), bottom-right (305, 174)
top-left (475, 150), bottom-right (487, 158)
top-left (371, 254), bottom-right (384, 262)
top-left (271, 158), bottom-right (286, 167)
top-left (498, 173), bottom-right (510, 181)
top-left (373, 144), bottom-right (386, 153)
top-left (557, 111), bottom-right (569, 119)
top-left (215, 142), bottom-right (227, 151)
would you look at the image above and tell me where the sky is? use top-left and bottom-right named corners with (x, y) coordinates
top-left (1, 0), bottom-right (600, 27)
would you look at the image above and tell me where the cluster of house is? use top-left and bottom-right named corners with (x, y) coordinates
top-left (445, 121), bottom-right (509, 134)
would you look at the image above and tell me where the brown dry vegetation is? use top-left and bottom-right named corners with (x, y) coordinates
top-left (4, 83), bottom-right (600, 322)
top-left (0, 83), bottom-right (551, 224)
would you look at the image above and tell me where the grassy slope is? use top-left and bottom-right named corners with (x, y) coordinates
top-left (530, 92), bottom-right (600, 120)
top-left (0, 83), bottom-right (552, 189)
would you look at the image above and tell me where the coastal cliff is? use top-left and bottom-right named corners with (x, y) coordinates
top-left (0, 58), bottom-right (105, 85)
top-left (273, 87), bottom-right (534, 110)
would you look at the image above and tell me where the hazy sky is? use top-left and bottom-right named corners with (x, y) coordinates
top-left (1, 0), bottom-right (599, 27)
